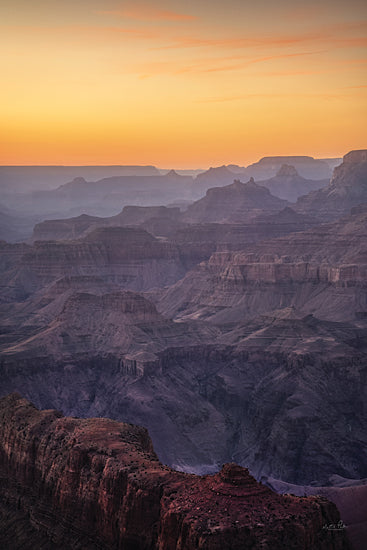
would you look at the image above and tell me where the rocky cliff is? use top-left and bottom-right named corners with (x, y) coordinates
top-left (159, 207), bottom-right (367, 323)
top-left (1, 307), bottom-right (366, 484)
top-left (0, 393), bottom-right (350, 550)
top-left (0, 227), bottom-right (186, 299)
top-left (295, 150), bottom-right (367, 220)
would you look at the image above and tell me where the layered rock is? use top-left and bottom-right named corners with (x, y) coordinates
top-left (0, 393), bottom-right (350, 550)
top-left (170, 208), bottom-right (318, 268)
top-left (183, 179), bottom-right (288, 223)
top-left (1, 305), bottom-right (366, 484)
top-left (0, 289), bottom-right (218, 366)
top-left (159, 208), bottom-right (367, 323)
top-left (0, 227), bottom-right (186, 299)
top-left (296, 150), bottom-right (367, 220)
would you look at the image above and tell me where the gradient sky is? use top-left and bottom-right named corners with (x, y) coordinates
top-left (1, 0), bottom-right (366, 167)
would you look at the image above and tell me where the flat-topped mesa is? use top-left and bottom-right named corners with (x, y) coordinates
top-left (60, 290), bottom-right (161, 322)
top-left (82, 225), bottom-right (156, 244)
top-left (258, 155), bottom-right (317, 164)
top-left (0, 394), bottom-right (349, 550)
top-left (276, 164), bottom-right (299, 177)
top-left (342, 150), bottom-right (367, 164)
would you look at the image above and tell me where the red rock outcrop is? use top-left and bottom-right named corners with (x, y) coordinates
top-left (0, 393), bottom-right (350, 549)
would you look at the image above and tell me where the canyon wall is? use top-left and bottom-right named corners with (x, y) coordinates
top-left (0, 393), bottom-right (350, 550)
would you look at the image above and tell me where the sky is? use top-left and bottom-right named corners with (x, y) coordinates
top-left (1, 0), bottom-right (366, 167)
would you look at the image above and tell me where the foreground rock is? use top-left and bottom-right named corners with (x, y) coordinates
top-left (0, 393), bottom-right (350, 550)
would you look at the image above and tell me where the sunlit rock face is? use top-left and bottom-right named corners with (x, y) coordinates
top-left (0, 394), bottom-right (350, 550)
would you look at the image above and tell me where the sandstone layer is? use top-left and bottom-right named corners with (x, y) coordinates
top-left (158, 207), bottom-right (367, 323)
top-left (0, 226), bottom-right (186, 300)
top-left (0, 393), bottom-right (350, 550)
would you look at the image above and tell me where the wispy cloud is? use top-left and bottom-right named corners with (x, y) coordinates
top-left (150, 20), bottom-right (367, 51)
top-left (195, 92), bottom-right (350, 104)
top-left (97, 7), bottom-right (197, 22)
top-left (127, 50), bottom-right (325, 78)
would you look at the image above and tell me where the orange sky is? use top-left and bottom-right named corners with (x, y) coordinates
top-left (1, 0), bottom-right (366, 167)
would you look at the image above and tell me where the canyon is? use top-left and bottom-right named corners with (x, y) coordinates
top-left (0, 149), bottom-right (366, 548)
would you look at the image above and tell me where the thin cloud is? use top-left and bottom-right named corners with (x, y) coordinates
top-left (201, 51), bottom-right (325, 74)
top-left (129, 50), bottom-right (325, 78)
top-left (195, 92), bottom-right (349, 104)
top-left (97, 8), bottom-right (197, 22)
top-left (151, 20), bottom-right (367, 51)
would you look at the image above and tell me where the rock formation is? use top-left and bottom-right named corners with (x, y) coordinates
top-left (159, 207), bottom-right (367, 323)
top-left (0, 393), bottom-right (350, 549)
top-left (2, 171), bottom-right (194, 223)
top-left (258, 164), bottom-right (328, 202)
top-left (296, 150), bottom-right (367, 220)
top-left (1, 149), bottom-right (367, 546)
top-left (183, 179), bottom-right (288, 223)
top-left (243, 156), bottom-right (333, 180)
top-left (1, 299), bottom-right (366, 484)
top-left (32, 206), bottom-right (183, 242)
top-left (193, 166), bottom-right (238, 197)
top-left (0, 226), bottom-right (186, 299)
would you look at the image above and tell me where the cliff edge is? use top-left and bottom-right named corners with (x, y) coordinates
top-left (0, 393), bottom-right (350, 549)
